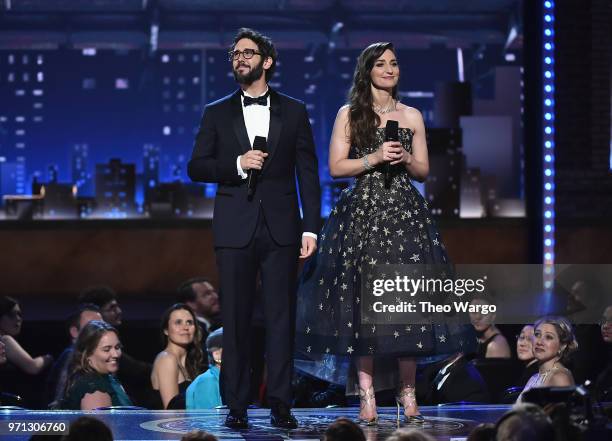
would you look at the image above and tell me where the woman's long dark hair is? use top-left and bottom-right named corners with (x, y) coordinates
top-left (160, 303), bottom-right (204, 379)
top-left (0, 296), bottom-right (18, 318)
top-left (348, 42), bottom-right (398, 149)
top-left (64, 320), bottom-right (119, 395)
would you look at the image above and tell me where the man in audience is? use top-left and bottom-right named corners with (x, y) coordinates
top-left (78, 286), bottom-right (122, 327)
top-left (180, 431), bottom-right (218, 441)
top-left (495, 403), bottom-right (554, 441)
top-left (417, 352), bottom-right (490, 405)
top-left (63, 416), bottom-right (113, 441)
top-left (78, 285), bottom-right (152, 406)
top-left (323, 418), bottom-right (365, 441)
top-left (177, 277), bottom-right (221, 343)
top-left (44, 303), bottom-right (102, 407)
top-left (385, 429), bottom-right (436, 441)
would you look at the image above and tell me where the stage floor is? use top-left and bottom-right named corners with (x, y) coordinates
top-left (0, 405), bottom-right (512, 440)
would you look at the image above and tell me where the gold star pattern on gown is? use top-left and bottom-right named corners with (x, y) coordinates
top-left (297, 128), bottom-right (461, 358)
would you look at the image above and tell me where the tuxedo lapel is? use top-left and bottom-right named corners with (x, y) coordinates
top-left (230, 90), bottom-right (251, 154)
top-left (264, 89), bottom-right (282, 172)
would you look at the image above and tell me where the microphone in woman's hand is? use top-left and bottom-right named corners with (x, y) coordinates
top-left (384, 119), bottom-right (399, 188)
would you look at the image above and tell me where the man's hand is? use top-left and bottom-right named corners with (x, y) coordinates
top-left (240, 150), bottom-right (268, 171)
top-left (300, 236), bottom-right (317, 259)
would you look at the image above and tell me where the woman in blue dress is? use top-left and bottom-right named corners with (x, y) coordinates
top-left (296, 42), bottom-right (470, 425)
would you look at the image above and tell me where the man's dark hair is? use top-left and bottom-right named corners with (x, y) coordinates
top-left (63, 416), bottom-right (113, 441)
top-left (495, 403), bottom-right (555, 441)
top-left (180, 430), bottom-right (218, 441)
top-left (66, 303), bottom-right (101, 333)
top-left (177, 277), bottom-right (210, 303)
top-left (78, 286), bottom-right (117, 308)
top-left (231, 27), bottom-right (278, 82)
top-left (324, 418), bottom-right (366, 441)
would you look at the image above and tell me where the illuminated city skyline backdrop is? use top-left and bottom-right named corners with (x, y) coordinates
top-left (0, 44), bottom-right (522, 219)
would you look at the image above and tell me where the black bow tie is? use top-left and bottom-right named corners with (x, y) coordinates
top-left (243, 94), bottom-right (268, 107)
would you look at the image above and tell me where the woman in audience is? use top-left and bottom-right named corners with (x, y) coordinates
top-left (61, 320), bottom-right (132, 410)
top-left (0, 296), bottom-right (53, 375)
top-left (469, 297), bottom-right (511, 358)
top-left (151, 303), bottom-right (204, 409)
top-left (519, 316), bottom-right (577, 400)
top-left (515, 324), bottom-right (538, 386)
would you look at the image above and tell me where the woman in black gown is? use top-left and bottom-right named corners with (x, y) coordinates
top-left (150, 304), bottom-right (204, 409)
top-left (296, 42), bottom-right (471, 424)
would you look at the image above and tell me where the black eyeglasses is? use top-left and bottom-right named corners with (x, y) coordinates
top-left (228, 49), bottom-right (262, 61)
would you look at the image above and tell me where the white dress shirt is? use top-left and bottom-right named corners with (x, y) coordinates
top-left (235, 88), bottom-right (316, 241)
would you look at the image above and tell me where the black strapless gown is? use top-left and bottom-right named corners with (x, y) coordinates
top-left (295, 128), bottom-right (474, 388)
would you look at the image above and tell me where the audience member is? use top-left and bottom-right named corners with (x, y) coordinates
top-left (78, 286), bottom-right (122, 327)
top-left (565, 279), bottom-right (608, 385)
top-left (177, 277), bottom-right (221, 342)
top-left (187, 327), bottom-right (223, 409)
top-left (61, 320), bottom-right (132, 410)
top-left (78, 285), bottom-right (152, 406)
top-left (0, 338), bottom-right (6, 365)
top-left (469, 297), bottom-right (511, 359)
top-left (385, 429), bottom-right (436, 441)
top-left (63, 416), bottom-right (113, 441)
top-left (515, 325), bottom-right (538, 387)
top-left (0, 296), bottom-right (53, 375)
top-left (466, 423), bottom-right (496, 441)
top-left (519, 316), bottom-right (577, 402)
top-left (417, 352), bottom-right (490, 405)
top-left (180, 430), bottom-right (219, 441)
top-left (44, 303), bottom-right (102, 407)
top-left (495, 402), bottom-right (554, 441)
top-left (323, 418), bottom-right (366, 441)
top-left (151, 303), bottom-right (204, 409)
top-left (595, 305), bottom-right (612, 402)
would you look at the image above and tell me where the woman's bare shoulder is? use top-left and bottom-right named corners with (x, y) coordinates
top-left (396, 103), bottom-right (423, 127)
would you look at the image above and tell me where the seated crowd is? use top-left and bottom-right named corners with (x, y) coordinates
top-left (0, 282), bottom-right (610, 440)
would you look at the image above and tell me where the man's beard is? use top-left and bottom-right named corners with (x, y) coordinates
top-left (233, 58), bottom-right (265, 85)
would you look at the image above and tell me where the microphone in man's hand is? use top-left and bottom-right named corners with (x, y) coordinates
top-left (384, 119), bottom-right (399, 188)
top-left (248, 136), bottom-right (267, 198)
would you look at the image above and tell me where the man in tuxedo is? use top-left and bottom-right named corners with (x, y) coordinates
top-left (187, 28), bottom-right (321, 429)
top-left (176, 277), bottom-right (221, 344)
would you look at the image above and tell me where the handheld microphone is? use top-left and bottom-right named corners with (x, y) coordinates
top-left (384, 119), bottom-right (399, 189)
top-left (247, 136), bottom-right (267, 198)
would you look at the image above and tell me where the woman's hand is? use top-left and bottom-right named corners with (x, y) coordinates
top-left (373, 141), bottom-right (404, 165)
top-left (391, 149), bottom-right (412, 166)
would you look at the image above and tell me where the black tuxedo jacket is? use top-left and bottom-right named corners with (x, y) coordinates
top-left (188, 88), bottom-right (321, 248)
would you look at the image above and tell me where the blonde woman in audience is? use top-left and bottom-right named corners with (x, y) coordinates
top-left (519, 316), bottom-right (577, 401)
top-left (61, 320), bottom-right (132, 410)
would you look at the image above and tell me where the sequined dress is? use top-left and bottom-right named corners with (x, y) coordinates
top-left (295, 128), bottom-right (472, 377)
